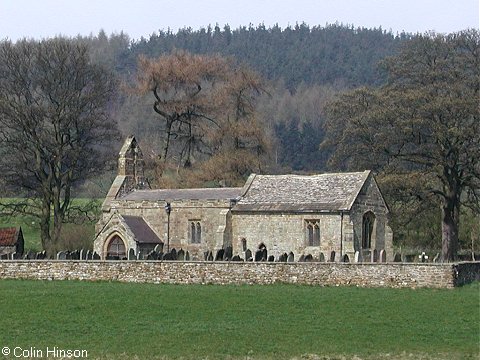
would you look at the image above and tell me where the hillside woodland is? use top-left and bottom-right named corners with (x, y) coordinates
top-left (0, 24), bottom-right (478, 255)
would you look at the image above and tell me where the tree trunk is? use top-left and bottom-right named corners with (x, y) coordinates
top-left (441, 198), bottom-right (459, 262)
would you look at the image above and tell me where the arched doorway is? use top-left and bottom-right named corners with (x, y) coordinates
top-left (106, 235), bottom-right (126, 259)
top-left (362, 211), bottom-right (376, 249)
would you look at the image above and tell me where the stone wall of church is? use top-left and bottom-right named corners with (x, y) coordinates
top-left (231, 212), bottom-right (345, 260)
top-left (1, 260), bottom-right (478, 288)
top-left (350, 176), bottom-right (394, 261)
top-left (103, 199), bottom-right (233, 259)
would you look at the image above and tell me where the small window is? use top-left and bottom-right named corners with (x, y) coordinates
top-left (362, 212), bottom-right (375, 249)
top-left (190, 221), bottom-right (202, 244)
top-left (306, 220), bottom-right (320, 246)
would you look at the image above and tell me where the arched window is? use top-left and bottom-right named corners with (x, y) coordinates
top-left (313, 224), bottom-right (320, 246)
top-left (306, 220), bottom-right (320, 246)
top-left (107, 235), bottom-right (126, 259)
top-left (195, 222), bottom-right (202, 243)
top-left (190, 221), bottom-right (202, 244)
top-left (307, 223), bottom-right (314, 246)
top-left (362, 212), bottom-right (376, 249)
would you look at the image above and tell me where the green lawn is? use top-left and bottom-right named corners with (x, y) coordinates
top-left (0, 281), bottom-right (478, 359)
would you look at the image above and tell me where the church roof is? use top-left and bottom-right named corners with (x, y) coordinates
top-left (122, 187), bottom-right (242, 201)
top-left (122, 215), bottom-right (163, 244)
top-left (233, 171), bottom-right (371, 212)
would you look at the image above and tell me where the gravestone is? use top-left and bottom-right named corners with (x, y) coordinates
top-left (170, 248), bottom-right (177, 260)
top-left (318, 252), bottom-right (325, 262)
top-left (154, 243), bottom-right (164, 253)
top-left (298, 255), bottom-right (305, 262)
top-left (432, 253), bottom-right (440, 263)
top-left (232, 255), bottom-right (242, 261)
top-left (204, 251), bottom-right (210, 261)
top-left (268, 255), bottom-right (275, 262)
top-left (128, 248), bottom-right (136, 261)
top-left (157, 252), bottom-right (164, 260)
top-left (278, 253), bottom-right (288, 262)
top-left (137, 251), bottom-right (144, 260)
top-left (185, 251), bottom-right (190, 261)
top-left (254, 249), bottom-right (263, 262)
top-left (371, 249), bottom-right (378, 263)
top-left (177, 249), bottom-right (185, 261)
top-left (287, 252), bottom-right (294, 262)
top-left (207, 251), bottom-right (214, 261)
top-left (163, 253), bottom-right (172, 260)
top-left (262, 247), bottom-right (267, 261)
top-left (354, 251), bottom-right (362, 263)
top-left (393, 253), bottom-right (402, 262)
top-left (379, 250), bottom-right (387, 263)
top-left (0, 254), bottom-right (8, 260)
top-left (215, 249), bottom-right (225, 261)
top-left (86, 250), bottom-right (93, 260)
top-left (342, 254), bottom-right (350, 263)
top-left (72, 250), bottom-right (80, 260)
top-left (80, 249), bottom-right (86, 260)
top-left (245, 249), bottom-right (252, 262)
top-left (329, 251), bottom-right (336, 262)
top-left (224, 246), bottom-right (233, 261)
top-left (146, 251), bottom-right (157, 260)
top-left (304, 254), bottom-right (313, 262)
top-left (92, 252), bottom-right (101, 260)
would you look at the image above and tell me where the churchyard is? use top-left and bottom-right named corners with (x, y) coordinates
top-left (0, 280), bottom-right (478, 360)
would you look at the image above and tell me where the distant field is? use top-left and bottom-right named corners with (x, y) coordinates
top-left (0, 198), bottom-right (101, 252)
top-left (0, 280), bottom-right (478, 360)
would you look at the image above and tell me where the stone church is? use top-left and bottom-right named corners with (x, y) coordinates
top-left (94, 136), bottom-right (393, 261)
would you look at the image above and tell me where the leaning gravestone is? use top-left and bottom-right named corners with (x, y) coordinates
top-left (379, 250), bottom-right (387, 263)
top-left (287, 252), bottom-right (294, 262)
top-left (154, 243), bottom-right (164, 253)
top-left (92, 252), bottom-right (101, 260)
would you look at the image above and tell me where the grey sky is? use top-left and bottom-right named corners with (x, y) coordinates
top-left (0, 0), bottom-right (478, 42)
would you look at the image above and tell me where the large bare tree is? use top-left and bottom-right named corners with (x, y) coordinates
top-left (324, 30), bottom-right (480, 261)
top-left (135, 50), bottom-right (271, 185)
top-left (0, 38), bottom-right (118, 255)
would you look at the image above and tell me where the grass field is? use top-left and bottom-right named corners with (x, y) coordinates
top-left (0, 280), bottom-right (478, 360)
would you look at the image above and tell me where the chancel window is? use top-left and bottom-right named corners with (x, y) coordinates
top-left (306, 220), bottom-right (320, 246)
top-left (190, 221), bottom-right (202, 244)
top-left (362, 212), bottom-right (375, 249)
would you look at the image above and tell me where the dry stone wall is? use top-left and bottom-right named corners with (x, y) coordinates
top-left (0, 261), bottom-right (478, 288)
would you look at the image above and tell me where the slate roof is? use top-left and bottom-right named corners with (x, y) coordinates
top-left (0, 227), bottom-right (21, 246)
top-left (233, 171), bottom-right (371, 212)
top-left (122, 188), bottom-right (243, 201)
top-left (122, 216), bottom-right (163, 244)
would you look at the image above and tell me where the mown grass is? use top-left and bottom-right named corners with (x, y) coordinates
top-left (0, 281), bottom-right (478, 359)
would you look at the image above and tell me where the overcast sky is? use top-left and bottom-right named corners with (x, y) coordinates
top-left (0, 0), bottom-right (478, 42)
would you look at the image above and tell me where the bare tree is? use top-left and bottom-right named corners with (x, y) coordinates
top-left (0, 38), bottom-right (118, 255)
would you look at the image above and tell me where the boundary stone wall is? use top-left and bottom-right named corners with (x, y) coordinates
top-left (0, 261), bottom-right (478, 288)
